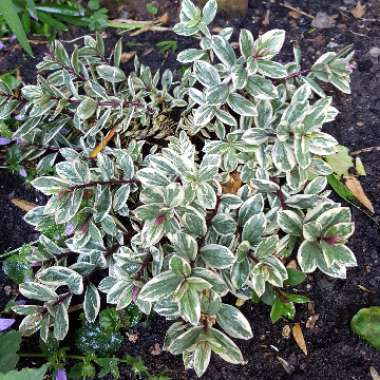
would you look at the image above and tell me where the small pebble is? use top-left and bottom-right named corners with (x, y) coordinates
top-left (356, 121), bottom-right (364, 128)
top-left (327, 41), bottom-right (339, 50)
top-left (369, 47), bottom-right (380, 59)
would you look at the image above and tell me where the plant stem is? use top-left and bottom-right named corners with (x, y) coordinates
top-left (283, 69), bottom-right (310, 80)
top-left (0, 240), bottom-right (39, 260)
top-left (19, 353), bottom-right (46, 358)
top-left (18, 352), bottom-right (140, 364)
top-left (69, 178), bottom-right (139, 191)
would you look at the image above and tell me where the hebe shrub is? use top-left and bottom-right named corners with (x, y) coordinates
top-left (2, 0), bottom-right (356, 376)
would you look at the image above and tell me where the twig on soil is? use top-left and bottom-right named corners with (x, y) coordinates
top-left (351, 146), bottom-right (380, 156)
top-left (276, 1), bottom-right (314, 20)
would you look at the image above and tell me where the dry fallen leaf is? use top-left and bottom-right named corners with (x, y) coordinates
top-left (307, 301), bottom-right (316, 316)
top-left (351, 1), bottom-right (366, 19)
top-left (286, 260), bottom-right (298, 269)
top-left (263, 9), bottom-right (271, 26)
top-left (370, 366), bottom-right (380, 380)
top-left (222, 172), bottom-right (242, 194)
top-left (282, 324), bottom-right (291, 339)
top-left (120, 51), bottom-right (136, 64)
top-left (288, 10), bottom-right (301, 19)
top-left (90, 127), bottom-right (117, 158)
top-left (11, 198), bottom-right (37, 212)
top-left (150, 342), bottom-right (162, 356)
top-left (357, 284), bottom-right (374, 293)
top-left (158, 12), bottom-right (170, 24)
top-left (235, 298), bottom-right (246, 307)
top-left (344, 175), bottom-right (374, 213)
top-left (126, 332), bottom-right (139, 343)
top-left (306, 314), bottom-right (319, 329)
top-left (311, 12), bottom-right (337, 29)
top-left (212, 26), bottom-right (224, 33)
top-left (292, 323), bottom-right (308, 355)
top-left (276, 356), bottom-right (293, 375)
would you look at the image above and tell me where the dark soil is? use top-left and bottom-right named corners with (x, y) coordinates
top-left (1, 0), bottom-right (380, 379)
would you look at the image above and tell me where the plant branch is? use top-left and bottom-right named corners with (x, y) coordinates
top-left (68, 178), bottom-right (139, 191)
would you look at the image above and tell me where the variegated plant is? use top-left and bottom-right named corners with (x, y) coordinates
top-left (1, 0), bottom-right (357, 377)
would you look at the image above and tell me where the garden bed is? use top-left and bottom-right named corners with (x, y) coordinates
top-left (1, 0), bottom-right (380, 379)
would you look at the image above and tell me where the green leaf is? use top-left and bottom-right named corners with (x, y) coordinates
top-left (246, 75), bottom-right (278, 99)
top-left (351, 307), bottom-right (380, 350)
top-left (179, 288), bottom-right (201, 325)
top-left (257, 60), bottom-right (287, 78)
top-left (31, 176), bottom-right (69, 195)
top-left (227, 93), bottom-right (257, 116)
top-left (3, 252), bottom-right (32, 284)
top-left (0, 330), bottom-right (22, 373)
top-left (77, 97), bottom-right (97, 120)
top-left (303, 221), bottom-right (322, 241)
top-left (272, 141), bottom-right (296, 172)
top-left (181, 207), bottom-right (207, 237)
top-left (277, 210), bottom-right (303, 236)
top-left (96, 65), bottom-right (126, 83)
top-left (168, 326), bottom-right (203, 355)
top-left (238, 194), bottom-right (264, 225)
top-left (207, 328), bottom-right (245, 364)
top-left (146, 3), bottom-right (158, 15)
top-left (284, 268), bottom-right (306, 286)
top-left (283, 292), bottom-right (309, 304)
top-left (211, 213), bottom-right (237, 236)
top-left (19, 282), bottom-right (57, 302)
top-left (193, 104), bottom-right (215, 126)
top-left (193, 342), bottom-right (211, 377)
top-left (202, 0), bottom-right (217, 25)
top-left (181, 0), bottom-right (201, 20)
top-left (37, 266), bottom-right (84, 295)
top-left (325, 145), bottom-right (354, 177)
top-left (206, 83), bottom-right (229, 105)
top-left (211, 35), bottom-right (236, 67)
top-left (216, 304), bottom-right (253, 339)
top-left (106, 281), bottom-right (133, 310)
top-left (297, 240), bottom-right (321, 273)
top-left (200, 244), bottom-right (235, 269)
top-left (308, 132), bottom-right (338, 156)
top-left (320, 242), bottom-right (356, 268)
top-left (84, 282), bottom-right (101, 322)
top-left (2, 0), bottom-right (33, 56)
top-left (255, 236), bottom-right (278, 259)
top-left (139, 271), bottom-right (182, 302)
top-left (54, 302), bottom-right (69, 340)
top-left (136, 168), bottom-right (171, 187)
top-left (172, 232), bottom-right (198, 261)
top-left (170, 255), bottom-right (191, 277)
top-left (0, 364), bottom-right (48, 380)
top-left (242, 212), bottom-right (266, 245)
top-left (194, 60), bottom-right (220, 88)
top-left (239, 29), bottom-right (254, 59)
top-left (191, 267), bottom-right (228, 296)
top-left (316, 206), bottom-right (351, 231)
top-left (177, 48), bottom-right (206, 63)
top-left (253, 29), bottom-right (285, 59)
top-left (270, 299), bottom-right (295, 323)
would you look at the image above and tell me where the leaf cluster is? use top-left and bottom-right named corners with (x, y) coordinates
top-left (1, 0), bottom-right (358, 377)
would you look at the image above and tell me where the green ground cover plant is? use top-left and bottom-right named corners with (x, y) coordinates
top-left (0, 0), bottom-right (358, 377)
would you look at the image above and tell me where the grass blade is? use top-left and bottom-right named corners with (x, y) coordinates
top-left (2, 0), bottom-right (34, 56)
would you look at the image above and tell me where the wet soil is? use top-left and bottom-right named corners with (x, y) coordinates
top-left (1, 0), bottom-right (380, 379)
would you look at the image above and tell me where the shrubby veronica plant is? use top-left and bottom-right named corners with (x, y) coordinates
top-left (0, 0), bottom-right (357, 376)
